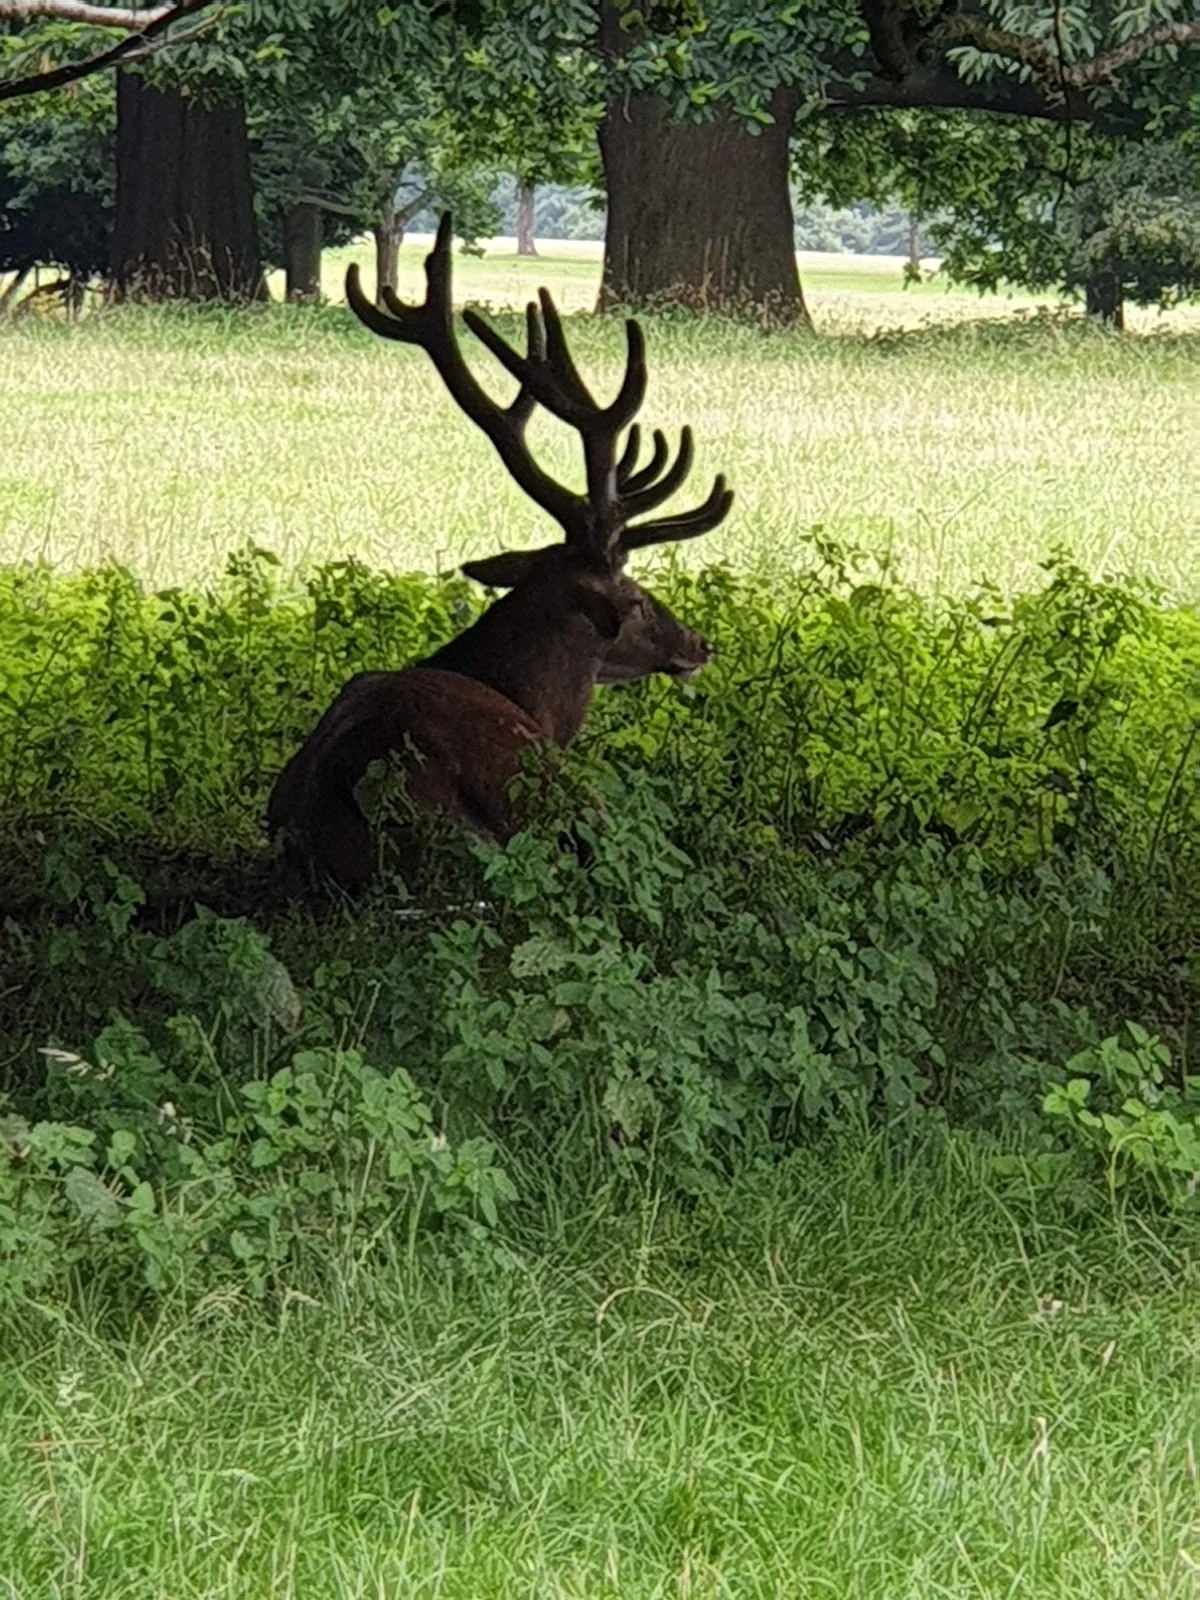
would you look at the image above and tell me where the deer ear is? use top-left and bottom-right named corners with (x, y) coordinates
top-left (570, 586), bottom-right (624, 641)
top-left (461, 547), bottom-right (553, 589)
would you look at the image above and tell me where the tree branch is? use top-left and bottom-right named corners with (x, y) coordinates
top-left (0, 0), bottom-right (173, 25)
top-left (823, 62), bottom-right (1085, 126)
top-left (1060, 19), bottom-right (1200, 87)
top-left (396, 186), bottom-right (435, 229)
top-left (931, 12), bottom-right (1200, 90)
top-left (820, 3), bottom-right (1200, 140)
top-left (118, 9), bottom-right (209, 54)
top-left (295, 191), bottom-right (367, 221)
top-left (0, 0), bottom-right (216, 103)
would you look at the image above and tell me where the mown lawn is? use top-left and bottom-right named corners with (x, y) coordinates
top-left (2, 237), bottom-right (1197, 596)
top-left (3, 1135), bottom-right (1200, 1600)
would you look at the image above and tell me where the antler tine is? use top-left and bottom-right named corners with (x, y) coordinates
top-left (606, 315), bottom-right (648, 432)
top-left (346, 261), bottom-right (422, 341)
top-left (622, 477), bottom-right (735, 552)
top-left (621, 427), bottom-right (695, 519)
top-left (463, 297), bottom-right (648, 437)
top-left (508, 300), bottom-right (544, 430)
top-left (462, 293), bottom-right (653, 557)
top-left (535, 289), bottom-right (598, 419)
top-left (461, 301), bottom-right (582, 426)
top-left (345, 209), bottom-right (452, 341)
top-left (616, 424), bottom-right (644, 485)
top-left (618, 426), bottom-right (666, 492)
top-left (347, 212), bottom-right (576, 533)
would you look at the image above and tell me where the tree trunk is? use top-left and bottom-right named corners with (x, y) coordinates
top-left (598, 7), bottom-right (807, 326)
top-left (907, 214), bottom-right (922, 276)
top-left (284, 201), bottom-right (322, 302)
top-left (373, 194), bottom-right (399, 304)
top-left (598, 87), bottom-right (806, 324)
top-left (516, 182), bottom-right (537, 256)
top-left (1085, 271), bottom-right (1125, 330)
top-left (109, 74), bottom-right (264, 303)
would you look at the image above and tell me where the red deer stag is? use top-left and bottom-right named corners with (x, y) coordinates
top-left (267, 213), bottom-right (732, 891)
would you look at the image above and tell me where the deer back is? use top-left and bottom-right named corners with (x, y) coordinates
top-left (267, 667), bottom-right (544, 891)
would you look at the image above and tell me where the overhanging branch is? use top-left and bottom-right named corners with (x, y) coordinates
top-left (820, 1), bottom-right (1200, 139)
top-left (822, 62), bottom-right (1088, 126)
top-left (932, 13), bottom-right (1200, 90)
top-left (1070, 20), bottom-right (1200, 87)
top-left (0, 0), bottom-right (217, 102)
top-left (396, 186), bottom-right (435, 229)
top-left (0, 0), bottom-right (174, 24)
top-left (295, 191), bottom-right (366, 221)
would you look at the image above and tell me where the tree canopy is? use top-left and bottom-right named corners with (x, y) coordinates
top-left (7, 1), bottom-right (1200, 127)
top-left (4, 0), bottom-right (1200, 319)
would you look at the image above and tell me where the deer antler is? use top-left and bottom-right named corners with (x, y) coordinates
top-left (346, 212), bottom-right (733, 559)
top-left (464, 287), bottom-right (732, 555)
top-left (620, 473), bottom-right (734, 551)
top-left (346, 216), bottom-right (576, 533)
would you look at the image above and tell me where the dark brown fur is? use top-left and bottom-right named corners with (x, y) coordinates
top-left (268, 668), bottom-right (543, 890)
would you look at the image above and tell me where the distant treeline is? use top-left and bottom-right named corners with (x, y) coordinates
top-left (412, 182), bottom-right (919, 256)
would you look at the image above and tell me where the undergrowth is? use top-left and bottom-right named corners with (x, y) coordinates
top-left (0, 539), bottom-right (1197, 1307)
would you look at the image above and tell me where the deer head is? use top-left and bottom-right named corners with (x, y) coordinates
top-left (344, 213), bottom-right (732, 729)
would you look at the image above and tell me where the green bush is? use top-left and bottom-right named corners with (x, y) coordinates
top-left (1, 539), bottom-right (1197, 863)
top-left (5, 999), bottom-right (513, 1306)
top-left (1, 542), bottom-right (1197, 1302)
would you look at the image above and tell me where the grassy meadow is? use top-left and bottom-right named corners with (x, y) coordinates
top-left (2, 239), bottom-right (1200, 1598)
top-left (1, 234), bottom-right (1197, 595)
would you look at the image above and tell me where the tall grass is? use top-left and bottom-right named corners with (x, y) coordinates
top-left (1, 240), bottom-right (1197, 596)
top-left (4, 1133), bottom-right (1200, 1599)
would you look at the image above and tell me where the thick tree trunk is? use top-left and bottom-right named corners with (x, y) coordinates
top-left (516, 182), bottom-right (537, 256)
top-left (109, 74), bottom-right (264, 303)
top-left (598, 7), bottom-right (807, 327)
top-left (598, 88), bottom-right (806, 324)
top-left (1085, 271), bottom-right (1125, 330)
top-left (284, 202), bottom-right (322, 302)
top-left (373, 194), bottom-right (399, 303)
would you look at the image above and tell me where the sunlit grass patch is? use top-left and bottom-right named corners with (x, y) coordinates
top-left (2, 254), bottom-right (1197, 596)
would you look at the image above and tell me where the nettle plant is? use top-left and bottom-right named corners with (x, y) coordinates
top-left (1, 902), bottom-right (514, 1304)
top-left (367, 764), bottom-right (1127, 1180)
top-left (1043, 1024), bottom-right (1200, 1212)
top-left (2, 1035), bottom-right (513, 1304)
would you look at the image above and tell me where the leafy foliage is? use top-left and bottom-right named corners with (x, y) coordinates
top-left (1041, 1022), bottom-right (1200, 1211)
top-left (0, 84), bottom-right (113, 280)
top-left (1057, 141), bottom-right (1200, 310)
top-left (797, 108), bottom-right (1200, 313)
top-left (0, 545), bottom-right (1197, 1303)
top-left (2, 1025), bottom-right (512, 1303)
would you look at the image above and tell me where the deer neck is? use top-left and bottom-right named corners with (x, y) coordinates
top-left (422, 599), bottom-right (600, 747)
